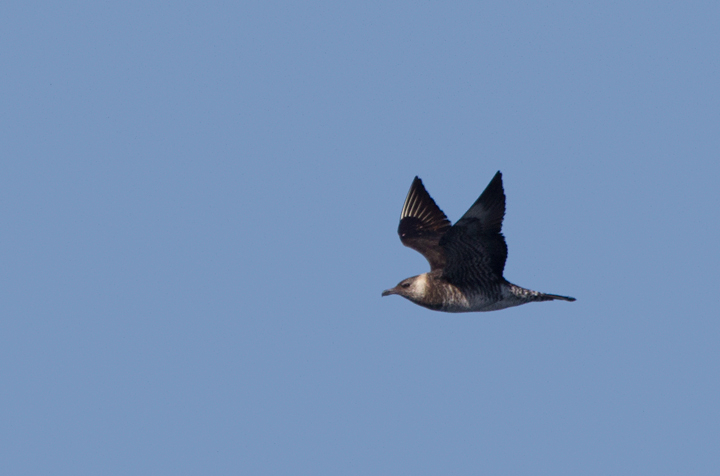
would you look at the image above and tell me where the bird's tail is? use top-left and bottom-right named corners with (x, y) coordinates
top-left (540, 293), bottom-right (576, 302)
top-left (507, 283), bottom-right (576, 303)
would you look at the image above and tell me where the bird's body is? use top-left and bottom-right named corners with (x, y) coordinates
top-left (382, 172), bottom-right (575, 312)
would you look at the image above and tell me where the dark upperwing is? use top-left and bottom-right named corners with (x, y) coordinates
top-left (397, 177), bottom-right (451, 271)
top-left (440, 171), bottom-right (509, 287)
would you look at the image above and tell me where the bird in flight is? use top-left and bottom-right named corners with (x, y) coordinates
top-left (382, 171), bottom-right (575, 312)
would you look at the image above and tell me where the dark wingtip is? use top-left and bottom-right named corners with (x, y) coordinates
top-left (488, 170), bottom-right (504, 192)
top-left (456, 170), bottom-right (506, 234)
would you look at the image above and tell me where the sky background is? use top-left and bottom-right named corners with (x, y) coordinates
top-left (2, 1), bottom-right (719, 474)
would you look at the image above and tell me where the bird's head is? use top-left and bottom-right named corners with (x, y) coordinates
top-left (382, 274), bottom-right (429, 301)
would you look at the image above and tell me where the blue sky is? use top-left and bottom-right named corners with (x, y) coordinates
top-left (2, 1), bottom-right (719, 474)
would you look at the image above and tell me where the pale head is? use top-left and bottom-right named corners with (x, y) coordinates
top-left (381, 273), bottom-right (429, 302)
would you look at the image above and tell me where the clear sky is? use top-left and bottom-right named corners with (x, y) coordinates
top-left (2, 1), bottom-right (719, 474)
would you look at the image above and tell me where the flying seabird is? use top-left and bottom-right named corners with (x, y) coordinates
top-left (382, 171), bottom-right (576, 312)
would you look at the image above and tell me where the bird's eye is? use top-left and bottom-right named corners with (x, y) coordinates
top-left (401, 282), bottom-right (411, 288)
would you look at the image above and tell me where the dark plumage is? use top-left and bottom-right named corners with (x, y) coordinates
top-left (382, 171), bottom-right (575, 312)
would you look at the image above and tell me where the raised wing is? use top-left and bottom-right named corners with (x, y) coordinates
top-left (397, 177), bottom-right (451, 270)
top-left (441, 171), bottom-right (508, 287)
top-left (457, 170), bottom-right (505, 234)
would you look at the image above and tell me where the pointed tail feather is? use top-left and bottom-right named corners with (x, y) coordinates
top-left (508, 283), bottom-right (576, 303)
top-left (542, 293), bottom-right (576, 302)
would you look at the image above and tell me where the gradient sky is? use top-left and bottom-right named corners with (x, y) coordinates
top-left (2, 2), bottom-right (719, 474)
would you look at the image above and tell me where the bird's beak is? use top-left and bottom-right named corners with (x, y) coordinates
top-left (382, 288), bottom-right (396, 297)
